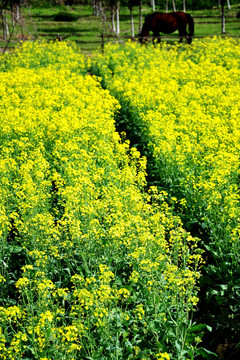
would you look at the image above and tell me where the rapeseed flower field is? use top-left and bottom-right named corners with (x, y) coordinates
top-left (91, 37), bottom-right (240, 348)
top-left (0, 42), bottom-right (203, 359)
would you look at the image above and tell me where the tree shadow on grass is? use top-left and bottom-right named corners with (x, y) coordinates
top-left (31, 14), bottom-right (54, 19)
top-left (41, 25), bottom-right (99, 33)
top-left (41, 26), bottom-right (79, 33)
top-left (119, 13), bottom-right (141, 21)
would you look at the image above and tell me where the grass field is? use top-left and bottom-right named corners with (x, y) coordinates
top-left (0, 3), bottom-right (239, 53)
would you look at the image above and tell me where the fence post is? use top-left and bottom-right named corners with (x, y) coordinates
top-left (101, 31), bottom-right (104, 54)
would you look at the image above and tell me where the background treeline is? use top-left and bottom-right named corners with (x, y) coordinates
top-left (32, 0), bottom-right (240, 10)
top-left (1, 0), bottom-right (240, 10)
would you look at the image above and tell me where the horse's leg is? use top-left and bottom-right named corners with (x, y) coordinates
top-left (178, 27), bottom-right (186, 43)
top-left (153, 31), bottom-right (161, 44)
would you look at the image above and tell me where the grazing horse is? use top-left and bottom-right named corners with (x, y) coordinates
top-left (139, 11), bottom-right (194, 45)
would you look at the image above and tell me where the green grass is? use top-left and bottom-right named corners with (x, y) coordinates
top-left (0, 3), bottom-right (239, 55)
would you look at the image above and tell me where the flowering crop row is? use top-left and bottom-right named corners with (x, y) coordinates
top-left (0, 42), bottom-right (202, 359)
top-left (91, 37), bottom-right (240, 341)
top-left (0, 41), bottom-right (86, 72)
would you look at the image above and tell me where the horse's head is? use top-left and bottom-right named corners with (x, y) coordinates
top-left (138, 32), bottom-right (143, 44)
top-left (139, 35), bottom-right (149, 44)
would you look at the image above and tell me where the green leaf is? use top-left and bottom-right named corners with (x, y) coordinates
top-left (196, 347), bottom-right (218, 359)
top-left (189, 323), bottom-right (212, 333)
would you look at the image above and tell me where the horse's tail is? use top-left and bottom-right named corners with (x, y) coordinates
top-left (186, 13), bottom-right (194, 44)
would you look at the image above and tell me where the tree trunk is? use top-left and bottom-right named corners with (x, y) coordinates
top-left (11, 3), bottom-right (15, 27)
top-left (165, 0), bottom-right (168, 12)
top-left (151, 0), bottom-right (155, 11)
top-left (111, 6), bottom-right (116, 32)
top-left (221, 0), bottom-right (226, 34)
top-left (139, 0), bottom-right (142, 32)
top-left (227, 0), bottom-right (230, 9)
top-left (1, 10), bottom-right (6, 40)
top-left (2, 8), bottom-right (9, 40)
top-left (11, 3), bottom-right (21, 26)
top-left (0, 9), bottom-right (5, 41)
top-left (116, 1), bottom-right (120, 34)
top-left (16, 4), bottom-right (20, 21)
top-left (92, 0), bottom-right (97, 16)
top-left (130, 7), bottom-right (134, 37)
top-left (92, 0), bottom-right (101, 17)
top-left (172, 0), bottom-right (176, 11)
top-left (183, 0), bottom-right (186, 12)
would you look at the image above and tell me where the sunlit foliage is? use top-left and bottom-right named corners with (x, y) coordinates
top-left (0, 42), bottom-right (202, 359)
top-left (91, 37), bottom-right (240, 341)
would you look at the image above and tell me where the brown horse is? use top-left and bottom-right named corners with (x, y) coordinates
top-left (139, 12), bottom-right (194, 45)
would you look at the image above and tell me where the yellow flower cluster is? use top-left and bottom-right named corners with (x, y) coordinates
top-left (156, 352), bottom-right (171, 360)
top-left (90, 37), bottom-right (240, 357)
top-left (92, 36), bottom-right (240, 274)
top-left (0, 41), bottom-right (201, 359)
top-left (0, 40), bottom-right (86, 72)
